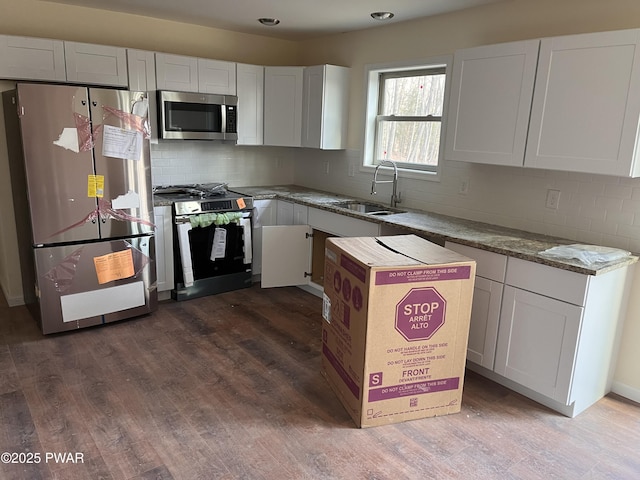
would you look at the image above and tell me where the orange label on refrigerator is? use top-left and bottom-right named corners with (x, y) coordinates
top-left (88, 174), bottom-right (105, 198)
top-left (236, 198), bottom-right (246, 209)
top-left (93, 249), bottom-right (135, 284)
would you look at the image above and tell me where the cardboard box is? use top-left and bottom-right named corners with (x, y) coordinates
top-left (320, 235), bottom-right (476, 428)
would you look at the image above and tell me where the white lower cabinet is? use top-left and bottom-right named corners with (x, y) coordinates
top-left (260, 204), bottom-right (380, 293)
top-left (445, 242), bottom-right (506, 370)
top-left (252, 200), bottom-right (277, 277)
top-left (445, 242), bottom-right (633, 417)
top-left (154, 206), bottom-right (174, 298)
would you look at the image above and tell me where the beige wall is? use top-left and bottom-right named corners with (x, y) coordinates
top-left (0, 0), bottom-right (301, 64)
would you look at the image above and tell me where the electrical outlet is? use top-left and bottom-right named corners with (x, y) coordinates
top-left (324, 160), bottom-right (330, 174)
top-left (459, 179), bottom-right (469, 195)
top-left (546, 189), bottom-right (561, 209)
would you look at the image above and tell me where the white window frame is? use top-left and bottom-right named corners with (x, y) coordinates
top-left (362, 55), bottom-right (452, 181)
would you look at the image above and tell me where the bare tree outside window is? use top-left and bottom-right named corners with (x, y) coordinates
top-left (375, 69), bottom-right (446, 170)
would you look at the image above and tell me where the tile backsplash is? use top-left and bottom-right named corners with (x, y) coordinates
top-left (150, 141), bottom-right (295, 187)
top-left (293, 149), bottom-right (640, 254)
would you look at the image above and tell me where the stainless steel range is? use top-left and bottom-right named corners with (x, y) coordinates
top-left (154, 184), bottom-right (254, 301)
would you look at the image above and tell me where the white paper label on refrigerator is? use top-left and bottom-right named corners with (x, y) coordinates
top-left (111, 190), bottom-right (140, 210)
top-left (53, 127), bottom-right (80, 153)
top-left (102, 124), bottom-right (142, 161)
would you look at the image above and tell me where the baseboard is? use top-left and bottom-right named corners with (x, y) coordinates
top-left (1, 283), bottom-right (24, 307)
top-left (611, 381), bottom-right (640, 404)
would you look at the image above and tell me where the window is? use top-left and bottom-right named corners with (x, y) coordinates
top-left (364, 57), bottom-right (451, 176)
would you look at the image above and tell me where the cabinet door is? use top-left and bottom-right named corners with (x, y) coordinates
top-left (277, 200), bottom-right (294, 225)
top-left (264, 66), bottom-right (303, 147)
top-left (293, 203), bottom-right (308, 225)
top-left (252, 200), bottom-right (277, 276)
top-left (444, 40), bottom-right (539, 166)
top-left (466, 276), bottom-right (503, 369)
top-left (198, 58), bottom-right (236, 94)
top-left (155, 53), bottom-right (198, 92)
top-left (64, 42), bottom-right (128, 87)
top-left (127, 49), bottom-right (158, 143)
top-left (302, 65), bottom-right (350, 149)
top-left (127, 49), bottom-right (156, 91)
top-left (525, 29), bottom-right (640, 177)
top-left (261, 225), bottom-right (312, 288)
top-left (0, 35), bottom-right (66, 81)
top-left (237, 63), bottom-right (264, 145)
top-left (495, 286), bottom-right (583, 404)
top-left (153, 206), bottom-right (174, 292)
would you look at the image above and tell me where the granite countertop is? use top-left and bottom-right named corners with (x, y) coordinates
top-left (225, 185), bottom-right (638, 276)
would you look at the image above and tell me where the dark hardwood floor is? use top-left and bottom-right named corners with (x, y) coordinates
top-left (1, 285), bottom-right (639, 480)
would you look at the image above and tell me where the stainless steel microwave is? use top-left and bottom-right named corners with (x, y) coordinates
top-left (158, 91), bottom-right (238, 141)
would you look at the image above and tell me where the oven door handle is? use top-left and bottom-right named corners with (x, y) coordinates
top-left (240, 217), bottom-right (252, 265)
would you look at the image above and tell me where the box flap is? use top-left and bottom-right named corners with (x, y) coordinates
top-left (376, 235), bottom-right (470, 265)
top-left (327, 235), bottom-right (472, 267)
top-left (327, 236), bottom-right (423, 267)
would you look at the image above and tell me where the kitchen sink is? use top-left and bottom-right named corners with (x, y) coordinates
top-left (331, 201), bottom-right (406, 216)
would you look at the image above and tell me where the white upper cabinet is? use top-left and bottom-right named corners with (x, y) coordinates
top-left (155, 53), bottom-right (198, 91)
top-left (0, 35), bottom-right (66, 82)
top-left (155, 53), bottom-right (236, 94)
top-left (264, 66), bottom-right (304, 147)
top-left (445, 40), bottom-right (539, 166)
top-left (127, 49), bottom-right (156, 91)
top-left (236, 63), bottom-right (264, 145)
top-left (302, 64), bottom-right (350, 150)
top-left (64, 42), bottom-right (128, 87)
top-left (525, 29), bottom-right (640, 177)
top-left (447, 28), bottom-right (640, 177)
top-left (198, 58), bottom-right (236, 95)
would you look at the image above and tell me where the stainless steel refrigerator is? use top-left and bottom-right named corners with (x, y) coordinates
top-left (3, 83), bottom-right (157, 334)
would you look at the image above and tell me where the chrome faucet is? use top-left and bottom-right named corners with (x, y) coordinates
top-left (371, 160), bottom-right (400, 208)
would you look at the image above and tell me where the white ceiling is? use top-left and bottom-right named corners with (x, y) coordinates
top-left (42, 0), bottom-right (509, 40)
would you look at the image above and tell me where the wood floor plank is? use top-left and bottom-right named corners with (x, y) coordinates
top-left (0, 285), bottom-right (639, 480)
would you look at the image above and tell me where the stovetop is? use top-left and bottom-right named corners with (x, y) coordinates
top-left (153, 184), bottom-right (254, 215)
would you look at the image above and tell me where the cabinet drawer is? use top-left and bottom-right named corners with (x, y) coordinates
top-left (444, 242), bottom-right (507, 282)
top-left (505, 257), bottom-right (589, 306)
top-left (308, 207), bottom-right (379, 237)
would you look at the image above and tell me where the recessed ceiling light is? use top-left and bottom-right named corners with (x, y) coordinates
top-left (371, 12), bottom-right (394, 21)
top-left (258, 18), bottom-right (280, 26)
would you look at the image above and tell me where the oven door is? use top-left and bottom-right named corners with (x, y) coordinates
top-left (173, 212), bottom-right (253, 300)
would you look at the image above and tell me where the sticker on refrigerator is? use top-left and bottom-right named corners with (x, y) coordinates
top-left (93, 249), bottom-right (135, 284)
top-left (53, 128), bottom-right (80, 153)
top-left (102, 124), bottom-right (143, 161)
top-left (88, 175), bottom-right (105, 198)
top-left (111, 190), bottom-right (140, 210)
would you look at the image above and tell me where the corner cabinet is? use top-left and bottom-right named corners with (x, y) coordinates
top-left (64, 42), bottom-right (128, 87)
top-left (0, 35), bottom-right (66, 82)
top-left (302, 65), bottom-right (350, 149)
top-left (446, 241), bottom-right (634, 417)
top-left (446, 28), bottom-right (640, 177)
top-left (260, 204), bottom-right (380, 294)
top-left (264, 66), bottom-right (304, 147)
